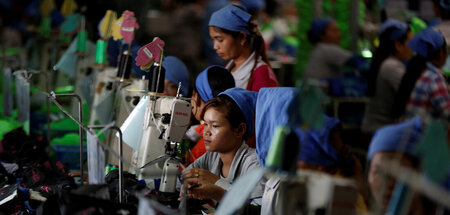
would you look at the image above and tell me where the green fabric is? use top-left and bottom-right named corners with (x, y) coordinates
top-left (0, 119), bottom-right (22, 140)
top-left (410, 17), bottom-right (427, 35)
top-left (415, 120), bottom-right (450, 183)
top-left (297, 81), bottom-right (328, 129)
top-left (54, 85), bottom-right (75, 94)
top-left (50, 133), bottom-right (83, 145)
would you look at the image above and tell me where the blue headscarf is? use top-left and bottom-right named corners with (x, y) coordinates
top-left (255, 87), bottom-right (300, 166)
top-left (162, 56), bottom-right (190, 96)
top-left (379, 19), bottom-right (409, 41)
top-left (240, 0), bottom-right (266, 13)
top-left (367, 117), bottom-right (423, 160)
top-left (310, 18), bottom-right (334, 41)
top-left (219, 88), bottom-right (257, 140)
top-left (408, 28), bottom-right (445, 58)
top-left (296, 116), bottom-right (341, 166)
top-left (195, 65), bottom-right (227, 102)
top-left (209, 4), bottom-right (252, 35)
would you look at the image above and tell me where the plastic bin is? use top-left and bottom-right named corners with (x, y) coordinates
top-left (51, 144), bottom-right (87, 170)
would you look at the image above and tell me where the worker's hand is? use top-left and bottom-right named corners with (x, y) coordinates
top-left (181, 168), bottom-right (220, 185)
top-left (186, 183), bottom-right (226, 202)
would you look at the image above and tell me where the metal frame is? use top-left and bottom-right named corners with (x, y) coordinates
top-left (50, 93), bottom-right (84, 184)
top-left (88, 125), bottom-right (124, 203)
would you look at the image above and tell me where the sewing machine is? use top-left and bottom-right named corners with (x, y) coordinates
top-left (130, 63), bottom-right (191, 193)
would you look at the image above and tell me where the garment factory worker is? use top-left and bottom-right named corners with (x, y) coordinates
top-left (303, 18), bottom-right (353, 80)
top-left (362, 19), bottom-right (414, 133)
top-left (162, 56), bottom-right (191, 97)
top-left (208, 4), bottom-right (278, 92)
top-left (202, 0), bottom-right (266, 65)
top-left (367, 117), bottom-right (434, 213)
top-left (180, 88), bottom-right (263, 205)
top-left (185, 65), bottom-right (235, 164)
top-left (393, 28), bottom-right (450, 121)
top-left (254, 87), bottom-right (367, 215)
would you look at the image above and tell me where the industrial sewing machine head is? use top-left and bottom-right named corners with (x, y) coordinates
top-left (130, 62), bottom-right (191, 193)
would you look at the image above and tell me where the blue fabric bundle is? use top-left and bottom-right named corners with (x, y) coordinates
top-left (255, 87), bottom-right (300, 166)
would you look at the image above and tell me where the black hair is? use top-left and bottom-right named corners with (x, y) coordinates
top-left (307, 27), bottom-right (325, 44)
top-left (201, 95), bottom-right (248, 140)
top-left (193, 66), bottom-right (235, 101)
top-left (391, 42), bottom-right (447, 119)
top-left (207, 66), bottom-right (236, 97)
top-left (367, 27), bottom-right (411, 96)
top-left (213, 23), bottom-right (270, 72)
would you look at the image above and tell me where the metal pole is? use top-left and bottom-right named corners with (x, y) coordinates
top-left (88, 125), bottom-right (124, 203)
top-left (52, 93), bottom-right (84, 185)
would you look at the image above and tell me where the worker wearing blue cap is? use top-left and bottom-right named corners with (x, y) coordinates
top-left (303, 18), bottom-right (353, 79)
top-left (363, 19), bottom-right (413, 133)
top-left (393, 28), bottom-right (450, 121)
top-left (185, 65), bottom-right (235, 164)
top-left (208, 4), bottom-right (278, 92)
top-left (367, 117), bottom-right (424, 212)
top-left (162, 56), bottom-right (191, 97)
top-left (180, 88), bottom-right (263, 206)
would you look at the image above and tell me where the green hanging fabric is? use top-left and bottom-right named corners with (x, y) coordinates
top-left (76, 30), bottom-right (87, 52)
top-left (95, 39), bottom-right (107, 64)
top-left (40, 17), bottom-right (51, 37)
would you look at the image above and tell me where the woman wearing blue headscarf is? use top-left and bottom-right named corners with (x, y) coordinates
top-left (393, 28), bottom-right (450, 121)
top-left (208, 4), bottom-right (278, 92)
top-left (180, 88), bottom-right (263, 206)
top-left (186, 65), bottom-right (235, 164)
top-left (162, 56), bottom-right (191, 97)
top-left (303, 18), bottom-right (353, 79)
top-left (367, 117), bottom-right (428, 213)
top-left (362, 19), bottom-right (413, 133)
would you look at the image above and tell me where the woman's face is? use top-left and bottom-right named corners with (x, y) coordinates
top-left (368, 152), bottom-right (416, 212)
top-left (395, 31), bottom-right (414, 61)
top-left (203, 107), bottom-right (240, 152)
top-left (190, 91), bottom-right (205, 121)
top-left (209, 26), bottom-right (244, 61)
top-left (164, 79), bottom-right (178, 97)
top-left (320, 21), bottom-right (341, 45)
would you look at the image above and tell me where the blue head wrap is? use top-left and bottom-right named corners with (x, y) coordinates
top-left (296, 116), bottom-right (341, 166)
top-left (162, 56), bottom-right (190, 96)
top-left (195, 65), bottom-right (228, 102)
top-left (367, 117), bottom-right (423, 160)
top-left (255, 87), bottom-right (301, 166)
top-left (310, 18), bottom-right (334, 40)
top-left (240, 0), bottom-right (266, 13)
top-left (379, 19), bottom-right (408, 41)
top-left (209, 4), bottom-right (252, 35)
top-left (408, 28), bottom-right (445, 58)
top-left (219, 88), bottom-right (258, 140)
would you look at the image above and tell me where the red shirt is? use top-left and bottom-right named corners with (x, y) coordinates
top-left (246, 64), bottom-right (279, 92)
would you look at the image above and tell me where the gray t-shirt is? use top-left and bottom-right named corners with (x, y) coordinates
top-left (303, 43), bottom-right (352, 79)
top-left (183, 143), bottom-right (264, 202)
top-left (362, 57), bottom-right (406, 132)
